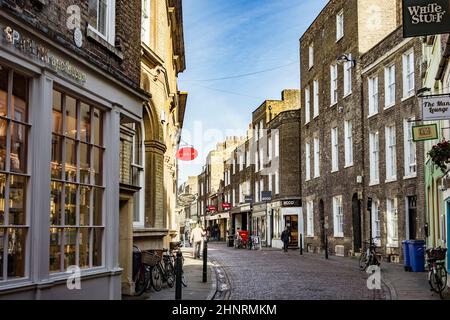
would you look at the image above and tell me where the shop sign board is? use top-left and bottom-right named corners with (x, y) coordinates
top-left (403, 0), bottom-right (450, 37)
top-left (282, 199), bottom-right (302, 207)
top-left (261, 191), bottom-right (272, 202)
top-left (412, 124), bottom-right (438, 142)
top-left (422, 95), bottom-right (450, 121)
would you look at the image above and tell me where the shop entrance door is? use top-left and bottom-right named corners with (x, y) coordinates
top-left (408, 196), bottom-right (417, 240)
top-left (285, 215), bottom-right (298, 247)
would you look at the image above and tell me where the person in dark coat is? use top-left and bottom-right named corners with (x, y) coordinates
top-left (281, 227), bottom-right (291, 253)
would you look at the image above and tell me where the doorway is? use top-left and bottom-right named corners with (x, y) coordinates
top-left (352, 194), bottom-right (362, 252)
top-left (285, 215), bottom-right (298, 247)
top-left (407, 196), bottom-right (417, 240)
top-left (319, 200), bottom-right (325, 249)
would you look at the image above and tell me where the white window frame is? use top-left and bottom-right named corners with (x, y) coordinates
top-left (336, 10), bottom-right (344, 41)
top-left (255, 151), bottom-right (259, 172)
top-left (371, 200), bottom-right (381, 246)
top-left (88, 0), bottom-right (116, 45)
top-left (268, 136), bottom-right (273, 161)
top-left (275, 171), bottom-right (279, 195)
top-left (141, 0), bottom-right (150, 43)
top-left (333, 196), bottom-right (344, 237)
top-left (402, 50), bottom-right (415, 99)
top-left (344, 54), bottom-right (352, 96)
top-left (344, 121), bottom-right (353, 167)
top-left (369, 132), bottom-right (379, 185)
top-left (255, 181), bottom-right (260, 202)
top-left (268, 174), bottom-right (273, 192)
top-left (305, 142), bottom-right (311, 181)
top-left (331, 127), bottom-right (339, 172)
top-left (385, 125), bottom-right (397, 181)
top-left (384, 65), bottom-right (396, 108)
top-left (305, 86), bottom-right (311, 124)
top-left (314, 137), bottom-right (320, 178)
top-left (404, 118), bottom-right (417, 178)
top-left (309, 44), bottom-right (314, 69)
top-left (386, 198), bottom-right (399, 247)
top-left (330, 64), bottom-right (338, 106)
top-left (246, 149), bottom-right (250, 168)
top-left (307, 201), bottom-right (314, 237)
top-left (274, 131), bottom-right (280, 158)
top-left (368, 76), bottom-right (379, 116)
top-left (313, 80), bottom-right (319, 118)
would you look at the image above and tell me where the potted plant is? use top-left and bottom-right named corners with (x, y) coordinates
top-left (428, 140), bottom-right (450, 173)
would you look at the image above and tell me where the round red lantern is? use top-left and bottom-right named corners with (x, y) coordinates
top-left (176, 147), bottom-right (198, 161)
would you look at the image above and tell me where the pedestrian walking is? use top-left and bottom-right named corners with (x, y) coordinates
top-left (281, 227), bottom-right (291, 253)
top-left (190, 223), bottom-right (205, 259)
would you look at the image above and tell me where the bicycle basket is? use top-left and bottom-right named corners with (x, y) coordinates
top-left (426, 247), bottom-right (447, 261)
top-left (141, 251), bottom-right (161, 267)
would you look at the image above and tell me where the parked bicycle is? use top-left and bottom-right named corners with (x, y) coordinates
top-left (132, 245), bottom-right (160, 296)
top-left (149, 248), bottom-right (175, 292)
top-left (426, 247), bottom-right (447, 299)
top-left (359, 237), bottom-right (382, 271)
top-left (169, 241), bottom-right (187, 287)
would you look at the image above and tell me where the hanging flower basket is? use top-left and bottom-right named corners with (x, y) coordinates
top-left (428, 140), bottom-right (450, 173)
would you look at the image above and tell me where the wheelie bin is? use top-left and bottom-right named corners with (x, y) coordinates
top-left (408, 240), bottom-right (425, 272)
top-left (402, 240), bottom-right (411, 271)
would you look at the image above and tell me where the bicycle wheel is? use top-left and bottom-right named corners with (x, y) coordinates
top-left (359, 251), bottom-right (368, 271)
top-left (435, 266), bottom-right (448, 299)
top-left (181, 271), bottom-right (187, 287)
top-left (151, 265), bottom-right (163, 292)
top-left (166, 262), bottom-right (175, 288)
top-left (428, 269), bottom-right (437, 292)
top-left (134, 266), bottom-right (149, 296)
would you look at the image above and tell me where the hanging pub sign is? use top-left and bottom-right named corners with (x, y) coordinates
top-left (207, 205), bottom-right (217, 213)
top-left (221, 202), bottom-right (231, 211)
top-left (176, 147), bottom-right (198, 161)
top-left (403, 0), bottom-right (450, 37)
top-left (422, 94), bottom-right (450, 121)
top-left (412, 124), bottom-right (438, 142)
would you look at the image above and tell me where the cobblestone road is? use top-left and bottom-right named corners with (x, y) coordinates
top-left (208, 243), bottom-right (389, 300)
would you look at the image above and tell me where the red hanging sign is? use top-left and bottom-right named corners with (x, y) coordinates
top-left (176, 147), bottom-right (198, 161)
top-left (222, 203), bottom-right (231, 210)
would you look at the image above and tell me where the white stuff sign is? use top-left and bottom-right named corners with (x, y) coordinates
top-left (422, 95), bottom-right (450, 121)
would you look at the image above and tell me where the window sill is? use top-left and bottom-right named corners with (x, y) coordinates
top-left (313, 114), bottom-right (319, 119)
top-left (330, 102), bottom-right (338, 108)
top-left (336, 36), bottom-right (344, 43)
top-left (402, 94), bottom-right (415, 102)
top-left (369, 181), bottom-right (379, 186)
top-left (384, 103), bottom-right (395, 110)
top-left (368, 112), bottom-right (378, 119)
top-left (385, 177), bottom-right (397, 183)
top-left (314, 175), bottom-right (320, 179)
top-left (344, 163), bottom-right (353, 169)
top-left (334, 234), bottom-right (344, 238)
top-left (403, 174), bottom-right (417, 180)
top-left (386, 243), bottom-right (399, 248)
top-left (343, 92), bottom-right (352, 99)
top-left (307, 235), bottom-right (314, 238)
top-left (87, 27), bottom-right (123, 60)
top-left (331, 169), bottom-right (339, 173)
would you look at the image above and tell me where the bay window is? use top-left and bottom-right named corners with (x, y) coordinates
top-left (0, 67), bottom-right (29, 281)
top-left (50, 90), bottom-right (105, 272)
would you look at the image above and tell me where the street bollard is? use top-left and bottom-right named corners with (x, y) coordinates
top-left (202, 240), bottom-right (208, 283)
top-left (175, 251), bottom-right (183, 300)
top-left (300, 234), bottom-right (303, 255)
top-left (325, 234), bottom-right (329, 260)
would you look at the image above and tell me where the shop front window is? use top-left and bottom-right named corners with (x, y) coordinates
top-left (50, 90), bottom-right (105, 273)
top-left (0, 66), bottom-right (30, 281)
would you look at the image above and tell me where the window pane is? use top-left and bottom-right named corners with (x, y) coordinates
top-left (80, 143), bottom-right (91, 185)
top-left (93, 228), bottom-right (102, 267)
top-left (0, 228), bottom-right (3, 280)
top-left (88, 0), bottom-right (98, 29)
top-left (9, 175), bottom-right (26, 226)
top-left (50, 181), bottom-right (63, 226)
top-left (52, 91), bottom-right (63, 134)
top-left (64, 228), bottom-right (76, 270)
top-left (65, 184), bottom-right (77, 226)
top-left (93, 108), bottom-right (103, 146)
top-left (12, 73), bottom-right (28, 122)
top-left (93, 187), bottom-right (103, 226)
top-left (0, 174), bottom-right (5, 225)
top-left (10, 122), bottom-right (27, 173)
top-left (0, 119), bottom-right (6, 171)
top-left (65, 96), bottom-right (77, 139)
top-left (7, 228), bottom-right (26, 278)
top-left (98, 0), bottom-right (107, 36)
top-left (49, 228), bottom-right (62, 272)
top-left (0, 67), bottom-right (8, 117)
top-left (93, 147), bottom-right (103, 186)
top-left (80, 186), bottom-right (91, 226)
top-left (51, 134), bottom-right (63, 179)
top-left (79, 228), bottom-right (89, 269)
top-left (65, 138), bottom-right (77, 183)
top-left (80, 103), bottom-right (91, 143)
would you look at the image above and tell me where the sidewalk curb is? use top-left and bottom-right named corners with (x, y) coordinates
top-left (206, 262), bottom-right (217, 300)
top-left (381, 275), bottom-right (398, 300)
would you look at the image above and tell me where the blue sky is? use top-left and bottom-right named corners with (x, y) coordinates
top-left (178, 0), bottom-right (329, 184)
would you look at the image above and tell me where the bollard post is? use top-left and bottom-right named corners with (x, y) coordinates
top-left (175, 251), bottom-right (182, 300)
top-left (202, 240), bottom-right (208, 283)
top-left (300, 233), bottom-right (303, 255)
top-left (325, 233), bottom-right (329, 260)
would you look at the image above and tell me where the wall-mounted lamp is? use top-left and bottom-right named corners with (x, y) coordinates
top-left (337, 54), bottom-right (356, 67)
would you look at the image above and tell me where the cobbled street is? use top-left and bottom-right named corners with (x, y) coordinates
top-left (208, 243), bottom-right (389, 300)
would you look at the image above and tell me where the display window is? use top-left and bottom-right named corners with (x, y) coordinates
top-left (50, 89), bottom-right (105, 273)
top-left (0, 65), bottom-right (30, 281)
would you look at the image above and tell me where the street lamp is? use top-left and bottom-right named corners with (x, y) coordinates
top-left (337, 54), bottom-right (356, 67)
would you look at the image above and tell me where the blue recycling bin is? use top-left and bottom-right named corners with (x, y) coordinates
top-left (402, 240), bottom-right (411, 271)
top-left (408, 240), bottom-right (426, 272)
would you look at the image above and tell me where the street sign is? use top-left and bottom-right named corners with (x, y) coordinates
top-left (244, 195), bottom-right (253, 204)
top-left (403, 0), bottom-right (450, 37)
top-left (422, 95), bottom-right (450, 121)
top-left (261, 191), bottom-right (272, 202)
top-left (412, 124), bottom-right (438, 142)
